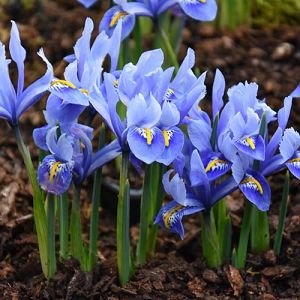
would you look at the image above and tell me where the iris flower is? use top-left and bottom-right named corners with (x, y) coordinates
top-left (99, 0), bottom-right (217, 40)
top-left (37, 123), bottom-right (121, 195)
top-left (155, 145), bottom-right (237, 239)
top-left (48, 18), bottom-right (122, 109)
top-left (90, 48), bottom-right (206, 166)
top-left (0, 21), bottom-right (53, 126)
top-left (156, 70), bottom-right (300, 238)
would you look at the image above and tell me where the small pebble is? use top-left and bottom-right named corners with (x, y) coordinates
top-left (202, 269), bottom-right (221, 284)
top-left (271, 42), bottom-right (294, 60)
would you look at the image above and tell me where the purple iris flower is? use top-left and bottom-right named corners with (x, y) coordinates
top-left (36, 122), bottom-right (121, 195)
top-left (90, 48), bottom-right (206, 166)
top-left (99, 0), bottom-right (217, 40)
top-left (261, 89), bottom-right (300, 179)
top-left (34, 80), bottom-right (121, 196)
top-left (216, 73), bottom-right (299, 211)
top-left (0, 21), bottom-right (53, 126)
top-left (37, 127), bottom-right (75, 195)
top-left (48, 18), bottom-right (122, 108)
top-left (154, 142), bottom-right (237, 239)
top-left (33, 94), bottom-right (89, 152)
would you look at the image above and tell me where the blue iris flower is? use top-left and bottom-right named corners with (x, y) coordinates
top-left (154, 142), bottom-right (237, 239)
top-left (0, 21), bottom-right (53, 126)
top-left (34, 77), bottom-right (121, 196)
top-left (90, 48), bottom-right (206, 166)
top-left (33, 94), bottom-right (89, 151)
top-left (48, 18), bottom-right (122, 108)
top-left (37, 123), bottom-right (121, 195)
top-left (99, 0), bottom-right (217, 40)
top-left (217, 76), bottom-right (299, 211)
top-left (38, 127), bottom-right (75, 195)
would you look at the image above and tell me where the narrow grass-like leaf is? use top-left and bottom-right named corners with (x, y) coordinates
top-left (200, 210), bottom-right (222, 268)
top-left (87, 125), bottom-right (105, 271)
top-left (235, 201), bottom-right (252, 268)
top-left (14, 126), bottom-right (48, 277)
top-left (251, 112), bottom-right (270, 253)
top-left (47, 193), bottom-right (57, 278)
top-left (274, 171), bottom-right (290, 255)
top-left (58, 192), bottom-right (68, 259)
top-left (117, 152), bottom-right (132, 286)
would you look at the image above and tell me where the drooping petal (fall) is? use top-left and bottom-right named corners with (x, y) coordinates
top-left (38, 155), bottom-right (74, 195)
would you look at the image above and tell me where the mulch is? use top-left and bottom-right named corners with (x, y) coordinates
top-left (0, 1), bottom-right (300, 299)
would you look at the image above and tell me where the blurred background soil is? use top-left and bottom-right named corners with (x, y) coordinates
top-left (0, 0), bottom-right (300, 299)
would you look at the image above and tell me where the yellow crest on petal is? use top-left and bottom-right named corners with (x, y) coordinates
top-left (241, 176), bottom-right (263, 195)
top-left (163, 204), bottom-right (184, 229)
top-left (51, 79), bottom-right (76, 89)
top-left (49, 162), bottom-right (61, 183)
top-left (110, 12), bottom-right (128, 28)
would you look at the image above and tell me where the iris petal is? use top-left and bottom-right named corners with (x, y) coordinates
top-left (179, 0), bottom-right (217, 21)
top-left (38, 155), bottom-right (74, 195)
top-left (239, 170), bottom-right (271, 211)
top-left (286, 152), bottom-right (300, 180)
top-left (154, 200), bottom-right (203, 239)
top-left (203, 152), bottom-right (232, 181)
top-left (127, 126), bottom-right (165, 164)
top-left (99, 6), bottom-right (135, 41)
top-left (49, 79), bottom-right (90, 106)
top-left (234, 134), bottom-right (265, 161)
top-left (157, 127), bottom-right (184, 166)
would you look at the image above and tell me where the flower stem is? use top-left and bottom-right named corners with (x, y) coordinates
top-left (170, 16), bottom-right (185, 55)
top-left (58, 193), bottom-right (68, 259)
top-left (200, 210), bottom-right (222, 268)
top-left (250, 207), bottom-right (270, 253)
top-left (87, 125), bottom-right (105, 271)
top-left (136, 164), bottom-right (153, 266)
top-left (47, 193), bottom-right (57, 278)
top-left (156, 20), bottom-right (179, 72)
top-left (214, 198), bottom-right (232, 261)
top-left (137, 163), bottom-right (165, 265)
top-left (273, 171), bottom-right (290, 255)
top-left (146, 163), bottom-right (165, 256)
top-left (117, 151), bottom-right (132, 286)
top-left (70, 184), bottom-right (87, 269)
top-left (235, 201), bottom-right (252, 268)
top-left (13, 125), bottom-right (49, 277)
top-left (251, 112), bottom-right (269, 253)
top-left (133, 17), bottom-right (142, 63)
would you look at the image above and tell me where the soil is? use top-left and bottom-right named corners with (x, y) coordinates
top-left (0, 1), bottom-right (300, 299)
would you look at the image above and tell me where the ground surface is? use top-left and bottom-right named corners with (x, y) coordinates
top-left (0, 1), bottom-right (300, 299)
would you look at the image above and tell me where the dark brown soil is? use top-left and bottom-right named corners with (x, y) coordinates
top-left (0, 1), bottom-right (300, 299)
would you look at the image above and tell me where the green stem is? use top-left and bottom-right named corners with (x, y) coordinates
top-left (170, 16), bottom-right (185, 55)
top-left (273, 171), bottom-right (290, 255)
top-left (146, 164), bottom-right (165, 256)
top-left (133, 17), bottom-right (142, 63)
top-left (70, 184), bottom-right (86, 268)
top-left (13, 126), bottom-right (48, 277)
top-left (200, 210), bottom-right (222, 268)
top-left (214, 198), bottom-right (232, 261)
top-left (235, 201), bottom-right (252, 268)
top-left (251, 112), bottom-right (269, 253)
top-left (118, 38), bottom-right (130, 69)
top-left (58, 193), bottom-right (68, 259)
top-left (136, 164), bottom-right (153, 266)
top-left (250, 207), bottom-right (270, 253)
top-left (47, 193), bottom-right (57, 278)
top-left (156, 22), bottom-right (179, 72)
top-left (117, 151), bottom-right (132, 286)
top-left (87, 125), bottom-right (105, 271)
